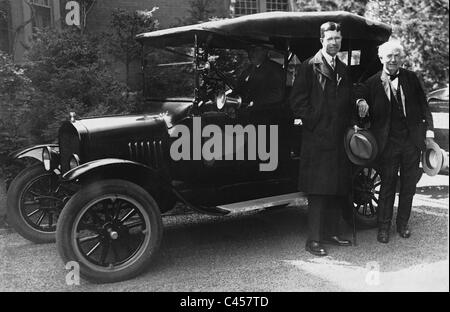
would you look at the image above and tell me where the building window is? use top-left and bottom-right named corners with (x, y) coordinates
top-left (234, 0), bottom-right (259, 16)
top-left (266, 0), bottom-right (289, 11)
top-left (31, 0), bottom-right (52, 30)
top-left (31, 0), bottom-right (51, 8)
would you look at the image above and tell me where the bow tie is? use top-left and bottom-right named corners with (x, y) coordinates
top-left (388, 73), bottom-right (399, 81)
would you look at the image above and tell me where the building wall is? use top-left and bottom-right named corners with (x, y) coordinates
top-left (0, 0), bottom-right (10, 53)
top-left (9, 0), bottom-right (295, 61)
top-left (73, 0), bottom-right (293, 87)
top-left (62, 0), bottom-right (232, 89)
top-left (9, 0), bottom-right (61, 62)
top-left (9, 0), bottom-right (27, 61)
top-left (9, 1), bottom-right (294, 83)
top-left (78, 0), bottom-right (231, 32)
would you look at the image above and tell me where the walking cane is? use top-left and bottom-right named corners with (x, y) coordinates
top-left (348, 114), bottom-right (371, 246)
top-left (351, 165), bottom-right (357, 246)
top-left (351, 124), bottom-right (360, 247)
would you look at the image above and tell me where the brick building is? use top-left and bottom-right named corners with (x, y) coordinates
top-left (84, 0), bottom-right (229, 31)
top-left (5, 1), bottom-right (295, 59)
top-left (3, 0), bottom-right (61, 61)
top-left (74, 0), bottom-right (296, 33)
top-left (4, 0), bottom-right (295, 86)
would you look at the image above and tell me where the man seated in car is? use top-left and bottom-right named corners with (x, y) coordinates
top-left (233, 45), bottom-right (285, 109)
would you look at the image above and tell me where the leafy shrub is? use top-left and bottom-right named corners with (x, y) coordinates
top-left (22, 28), bottom-right (141, 140)
top-left (0, 51), bottom-right (35, 183)
top-left (0, 28), bottom-right (142, 182)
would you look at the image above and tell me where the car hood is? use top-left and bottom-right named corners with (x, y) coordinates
top-left (428, 87), bottom-right (449, 102)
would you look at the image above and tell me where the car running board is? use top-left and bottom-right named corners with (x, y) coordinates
top-left (216, 192), bottom-right (307, 214)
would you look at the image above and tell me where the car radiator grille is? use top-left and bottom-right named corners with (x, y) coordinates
top-left (59, 129), bottom-right (80, 173)
top-left (128, 140), bottom-right (162, 168)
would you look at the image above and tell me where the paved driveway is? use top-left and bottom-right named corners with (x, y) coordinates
top-left (0, 175), bottom-right (448, 292)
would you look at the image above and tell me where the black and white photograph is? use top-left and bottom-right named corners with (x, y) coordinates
top-left (0, 0), bottom-right (448, 297)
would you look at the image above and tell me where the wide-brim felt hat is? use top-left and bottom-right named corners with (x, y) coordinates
top-left (344, 127), bottom-right (378, 166)
top-left (422, 140), bottom-right (448, 176)
top-left (442, 149), bottom-right (449, 171)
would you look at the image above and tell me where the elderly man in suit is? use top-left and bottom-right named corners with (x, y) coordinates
top-left (289, 22), bottom-right (353, 256)
top-left (355, 40), bottom-right (434, 243)
top-left (234, 45), bottom-right (285, 108)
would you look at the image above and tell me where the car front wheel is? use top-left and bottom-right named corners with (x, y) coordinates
top-left (56, 179), bottom-right (163, 283)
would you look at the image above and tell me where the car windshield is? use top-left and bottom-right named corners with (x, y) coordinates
top-left (143, 47), bottom-right (195, 99)
top-left (143, 46), bottom-right (284, 100)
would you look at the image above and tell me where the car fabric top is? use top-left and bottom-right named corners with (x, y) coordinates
top-left (136, 11), bottom-right (391, 50)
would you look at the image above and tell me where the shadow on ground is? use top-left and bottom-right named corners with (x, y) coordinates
top-left (416, 185), bottom-right (449, 199)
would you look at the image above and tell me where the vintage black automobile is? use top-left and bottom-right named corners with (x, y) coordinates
top-left (6, 11), bottom-right (391, 283)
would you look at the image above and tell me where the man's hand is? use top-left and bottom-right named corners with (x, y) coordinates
top-left (356, 99), bottom-right (369, 118)
top-left (425, 137), bottom-right (435, 146)
top-left (353, 125), bottom-right (364, 132)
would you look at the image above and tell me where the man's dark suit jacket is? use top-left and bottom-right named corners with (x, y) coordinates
top-left (289, 50), bottom-right (353, 195)
top-left (355, 68), bottom-right (434, 153)
top-left (235, 59), bottom-right (285, 107)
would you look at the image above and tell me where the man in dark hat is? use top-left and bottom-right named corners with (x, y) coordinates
top-left (234, 45), bottom-right (285, 108)
top-left (289, 22), bottom-right (353, 256)
top-left (355, 40), bottom-right (435, 243)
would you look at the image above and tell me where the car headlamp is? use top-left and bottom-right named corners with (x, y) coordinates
top-left (42, 147), bottom-right (51, 171)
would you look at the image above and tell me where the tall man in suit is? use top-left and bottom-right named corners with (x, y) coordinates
top-left (289, 22), bottom-right (353, 256)
top-left (234, 45), bottom-right (285, 108)
top-left (355, 40), bottom-right (434, 243)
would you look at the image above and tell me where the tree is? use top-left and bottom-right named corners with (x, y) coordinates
top-left (105, 8), bottom-right (158, 89)
top-left (65, 0), bottom-right (97, 34)
top-left (0, 51), bottom-right (35, 179)
top-left (22, 28), bottom-right (137, 141)
top-left (0, 0), bottom-right (7, 20)
top-left (186, 0), bottom-right (215, 24)
top-left (295, 0), bottom-right (368, 14)
top-left (0, 15), bottom-right (145, 179)
top-left (365, 0), bottom-right (449, 90)
top-left (174, 0), bottom-right (220, 26)
top-left (295, 0), bottom-right (449, 90)
top-left (79, 0), bottom-right (96, 33)
top-left (0, 51), bottom-right (32, 144)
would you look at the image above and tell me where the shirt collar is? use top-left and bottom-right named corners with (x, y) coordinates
top-left (384, 68), bottom-right (400, 78)
top-left (321, 49), bottom-right (336, 66)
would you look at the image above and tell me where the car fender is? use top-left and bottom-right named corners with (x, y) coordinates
top-left (60, 158), bottom-right (227, 215)
top-left (61, 158), bottom-right (173, 191)
top-left (10, 144), bottom-right (59, 162)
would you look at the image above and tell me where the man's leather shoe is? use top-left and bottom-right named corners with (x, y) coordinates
top-left (397, 225), bottom-right (411, 238)
top-left (322, 236), bottom-right (352, 246)
top-left (377, 229), bottom-right (390, 243)
top-left (305, 240), bottom-right (328, 256)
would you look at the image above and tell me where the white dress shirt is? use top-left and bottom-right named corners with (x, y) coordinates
top-left (385, 69), bottom-right (434, 138)
top-left (385, 69), bottom-right (405, 115)
top-left (321, 49), bottom-right (337, 69)
top-left (356, 69), bottom-right (434, 138)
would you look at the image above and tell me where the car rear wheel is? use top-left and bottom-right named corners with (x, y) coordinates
top-left (344, 166), bottom-right (381, 229)
top-left (6, 164), bottom-right (70, 243)
top-left (56, 179), bottom-right (163, 283)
